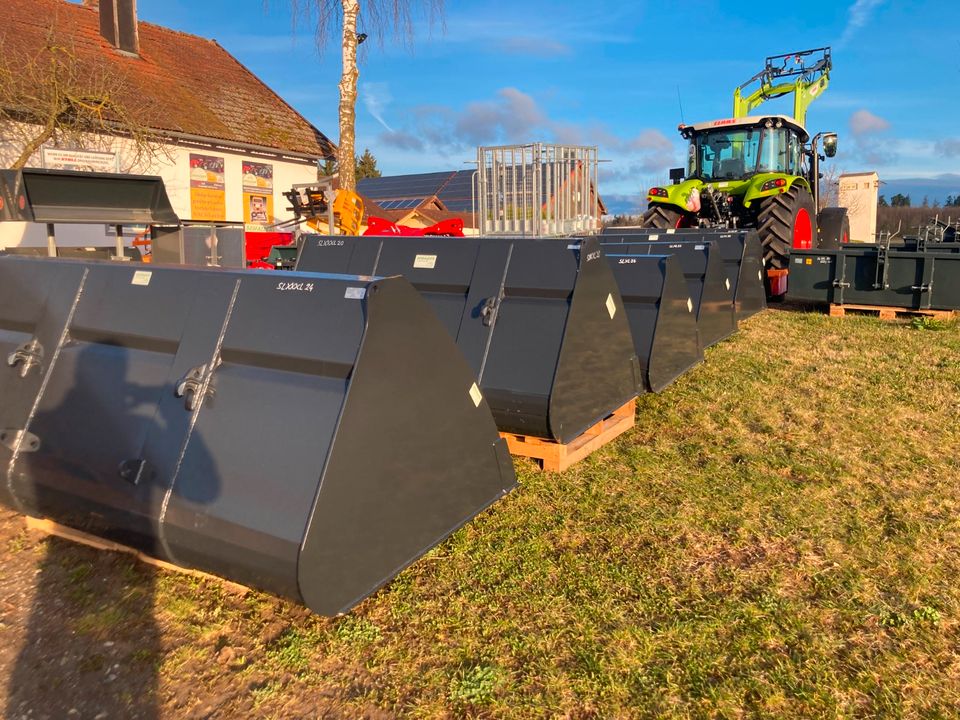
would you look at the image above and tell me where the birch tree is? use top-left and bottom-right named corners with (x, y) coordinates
top-left (289, 0), bottom-right (443, 191)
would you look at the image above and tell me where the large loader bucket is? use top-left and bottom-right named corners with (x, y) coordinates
top-left (602, 253), bottom-right (704, 392)
top-left (0, 168), bottom-right (178, 225)
top-left (601, 228), bottom-right (767, 320)
top-left (0, 256), bottom-right (515, 616)
top-left (296, 235), bottom-right (640, 443)
top-left (604, 240), bottom-right (737, 348)
top-left (0, 247), bottom-right (144, 261)
top-left (788, 247), bottom-right (960, 310)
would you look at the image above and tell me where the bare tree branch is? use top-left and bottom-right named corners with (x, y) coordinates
top-left (0, 30), bottom-right (166, 171)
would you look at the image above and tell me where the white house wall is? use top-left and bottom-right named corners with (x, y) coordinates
top-left (0, 129), bottom-right (320, 248)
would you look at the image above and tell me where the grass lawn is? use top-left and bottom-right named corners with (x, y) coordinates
top-left (2, 307), bottom-right (960, 718)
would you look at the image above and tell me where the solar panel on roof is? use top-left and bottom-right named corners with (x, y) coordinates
top-left (358, 171), bottom-right (457, 200)
top-left (442, 199), bottom-right (474, 212)
top-left (377, 198), bottom-right (427, 210)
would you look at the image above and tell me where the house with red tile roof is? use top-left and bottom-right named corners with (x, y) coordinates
top-left (0, 0), bottom-right (335, 247)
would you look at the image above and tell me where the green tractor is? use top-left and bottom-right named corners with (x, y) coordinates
top-left (641, 48), bottom-right (849, 289)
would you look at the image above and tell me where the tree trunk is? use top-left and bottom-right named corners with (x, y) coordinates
top-left (337, 0), bottom-right (360, 191)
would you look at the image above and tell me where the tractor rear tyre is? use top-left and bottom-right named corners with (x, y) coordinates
top-left (641, 205), bottom-right (685, 230)
top-left (756, 186), bottom-right (816, 269)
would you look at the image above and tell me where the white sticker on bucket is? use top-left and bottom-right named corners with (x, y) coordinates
top-left (687, 297), bottom-right (694, 313)
top-left (758, 269), bottom-right (763, 280)
top-left (344, 287), bottom-right (366, 299)
top-left (413, 254), bottom-right (437, 269)
top-left (725, 277), bottom-right (731, 291)
top-left (131, 271), bottom-right (152, 286)
top-left (469, 382), bottom-right (483, 407)
top-left (695, 244), bottom-right (705, 250)
top-left (666, 229), bottom-right (676, 234)
top-left (649, 234), bottom-right (659, 241)
top-left (606, 293), bottom-right (617, 319)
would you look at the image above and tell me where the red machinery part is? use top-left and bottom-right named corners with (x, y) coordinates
top-left (246, 231), bottom-right (294, 265)
top-left (364, 217), bottom-right (465, 237)
top-left (767, 268), bottom-right (789, 297)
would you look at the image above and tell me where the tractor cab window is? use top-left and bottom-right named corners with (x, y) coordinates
top-left (691, 127), bottom-right (762, 181)
top-left (758, 127), bottom-right (800, 174)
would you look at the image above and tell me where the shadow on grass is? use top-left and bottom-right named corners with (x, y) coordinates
top-left (5, 539), bottom-right (160, 719)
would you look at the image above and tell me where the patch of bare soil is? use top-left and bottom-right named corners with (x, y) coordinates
top-left (0, 509), bottom-right (393, 720)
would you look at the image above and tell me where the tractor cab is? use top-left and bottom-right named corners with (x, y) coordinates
top-left (680, 116), bottom-right (809, 185)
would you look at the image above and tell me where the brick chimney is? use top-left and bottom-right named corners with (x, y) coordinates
top-left (98, 0), bottom-right (140, 56)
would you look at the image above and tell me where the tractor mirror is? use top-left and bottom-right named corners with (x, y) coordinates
top-left (823, 133), bottom-right (838, 157)
top-left (669, 168), bottom-right (685, 184)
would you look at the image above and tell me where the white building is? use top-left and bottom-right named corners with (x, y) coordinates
top-left (0, 0), bottom-right (335, 248)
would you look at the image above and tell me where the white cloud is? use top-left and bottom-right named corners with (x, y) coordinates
top-left (362, 82), bottom-right (394, 133)
top-left (377, 88), bottom-right (680, 182)
top-left (935, 138), bottom-right (960, 157)
top-left (839, 0), bottom-right (885, 46)
top-left (498, 36), bottom-right (572, 57)
top-left (849, 109), bottom-right (890, 136)
top-left (454, 88), bottom-right (547, 145)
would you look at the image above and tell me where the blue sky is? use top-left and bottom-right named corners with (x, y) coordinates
top-left (135, 0), bottom-right (960, 210)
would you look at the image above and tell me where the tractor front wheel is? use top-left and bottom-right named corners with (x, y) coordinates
top-left (756, 186), bottom-right (816, 269)
top-left (640, 205), bottom-right (686, 230)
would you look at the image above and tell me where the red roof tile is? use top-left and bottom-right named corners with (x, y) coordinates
top-left (1, 0), bottom-right (335, 158)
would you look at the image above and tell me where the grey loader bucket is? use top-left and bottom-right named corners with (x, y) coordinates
top-left (295, 235), bottom-right (640, 443)
top-left (0, 256), bottom-right (516, 616)
top-left (0, 168), bottom-right (179, 224)
top-left (601, 253), bottom-right (704, 392)
top-left (601, 239), bottom-right (737, 348)
top-left (788, 246), bottom-right (960, 310)
top-left (0, 246), bottom-right (145, 261)
top-left (601, 228), bottom-right (767, 320)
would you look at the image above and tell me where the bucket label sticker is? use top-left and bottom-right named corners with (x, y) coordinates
top-left (131, 271), bottom-right (152, 287)
top-left (725, 278), bottom-right (731, 291)
top-left (794, 257), bottom-right (803, 264)
top-left (695, 244), bottom-right (705, 250)
top-left (666, 229), bottom-right (676, 234)
top-left (649, 234), bottom-right (659, 241)
top-left (277, 281), bottom-right (315, 292)
top-left (806, 258), bottom-right (813, 265)
top-left (469, 382), bottom-right (483, 407)
top-left (605, 293), bottom-right (617, 319)
top-left (687, 297), bottom-right (694, 313)
top-left (413, 254), bottom-right (437, 269)
top-left (344, 287), bottom-right (366, 300)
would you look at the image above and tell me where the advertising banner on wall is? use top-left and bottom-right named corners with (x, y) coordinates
top-left (189, 153), bottom-right (226, 221)
top-left (41, 148), bottom-right (119, 173)
top-left (242, 161), bottom-right (274, 231)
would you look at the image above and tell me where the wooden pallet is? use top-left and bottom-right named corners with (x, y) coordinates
top-left (500, 399), bottom-right (635, 472)
top-left (829, 304), bottom-right (956, 321)
top-left (24, 516), bottom-right (250, 595)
